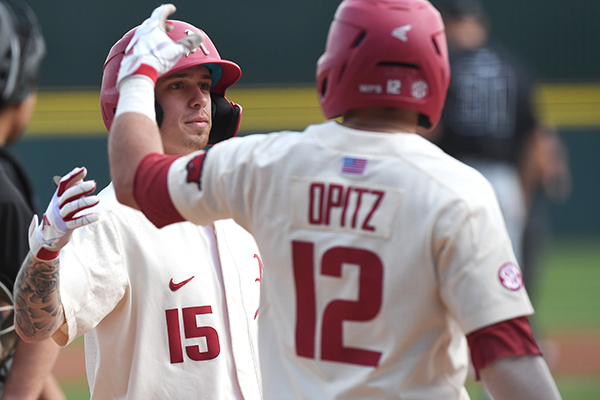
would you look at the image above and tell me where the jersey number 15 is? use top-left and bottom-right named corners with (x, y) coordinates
top-left (166, 306), bottom-right (220, 364)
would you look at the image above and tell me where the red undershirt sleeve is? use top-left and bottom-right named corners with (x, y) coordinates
top-left (466, 316), bottom-right (542, 380)
top-left (133, 152), bottom-right (185, 228)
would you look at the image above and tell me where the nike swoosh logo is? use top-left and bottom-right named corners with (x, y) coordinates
top-left (169, 276), bottom-right (195, 291)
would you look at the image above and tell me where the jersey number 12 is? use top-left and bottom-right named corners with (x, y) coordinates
top-left (292, 241), bottom-right (383, 367)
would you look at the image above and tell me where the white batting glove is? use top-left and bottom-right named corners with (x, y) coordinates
top-left (116, 3), bottom-right (204, 88)
top-left (28, 167), bottom-right (100, 261)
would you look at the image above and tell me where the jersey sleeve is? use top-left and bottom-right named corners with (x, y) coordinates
top-left (165, 137), bottom-right (261, 231)
top-left (435, 179), bottom-right (534, 334)
top-left (134, 152), bottom-right (185, 228)
top-left (467, 316), bottom-right (541, 379)
top-left (56, 211), bottom-right (128, 346)
top-left (133, 138), bottom-right (258, 231)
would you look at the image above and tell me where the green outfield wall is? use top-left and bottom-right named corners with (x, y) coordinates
top-left (24, 0), bottom-right (600, 86)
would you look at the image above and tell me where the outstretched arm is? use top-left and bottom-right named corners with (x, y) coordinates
top-left (14, 167), bottom-right (98, 342)
top-left (481, 354), bottom-right (562, 400)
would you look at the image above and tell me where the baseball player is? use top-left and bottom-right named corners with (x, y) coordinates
top-left (108, 2), bottom-right (562, 399)
top-left (14, 20), bottom-right (262, 400)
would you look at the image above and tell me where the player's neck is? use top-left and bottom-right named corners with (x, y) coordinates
top-left (342, 108), bottom-right (419, 133)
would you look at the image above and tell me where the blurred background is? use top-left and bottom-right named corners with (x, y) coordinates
top-left (13, 0), bottom-right (600, 398)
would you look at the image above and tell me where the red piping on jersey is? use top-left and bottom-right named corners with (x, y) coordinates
top-left (134, 152), bottom-right (185, 228)
top-left (466, 316), bottom-right (541, 379)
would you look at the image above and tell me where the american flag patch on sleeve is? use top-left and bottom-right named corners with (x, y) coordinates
top-left (341, 156), bottom-right (368, 175)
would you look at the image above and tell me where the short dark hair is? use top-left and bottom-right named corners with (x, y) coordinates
top-left (431, 0), bottom-right (485, 20)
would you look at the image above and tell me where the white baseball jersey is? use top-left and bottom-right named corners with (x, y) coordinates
top-left (53, 184), bottom-right (262, 400)
top-left (146, 121), bottom-right (534, 400)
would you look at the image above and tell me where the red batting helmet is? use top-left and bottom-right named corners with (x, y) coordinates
top-left (101, 20), bottom-right (242, 136)
top-left (316, 0), bottom-right (450, 129)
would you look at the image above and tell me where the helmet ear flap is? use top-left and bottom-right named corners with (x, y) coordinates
top-left (155, 101), bottom-right (164, 128)
top-left (208, 93), bottom-right (242, 145)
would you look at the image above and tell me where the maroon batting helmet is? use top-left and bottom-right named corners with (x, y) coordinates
top-left (101, 20), bottom-right (242, 143)
top-left (316, 0), bottom-right (450, 129)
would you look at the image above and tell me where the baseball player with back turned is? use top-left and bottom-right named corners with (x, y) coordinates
top-left (108, 2), bottom-right (562, 399)
top-left (13, 18), bottom-right (262, 400)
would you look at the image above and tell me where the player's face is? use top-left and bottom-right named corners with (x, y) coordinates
top-left (155, 65), bottom-right (213, 156)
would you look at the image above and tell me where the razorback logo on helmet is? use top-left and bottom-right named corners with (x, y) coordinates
top-left (498, 262), bottom-right (524, 291)
top-left (185, 153), bottom-right (207, 190)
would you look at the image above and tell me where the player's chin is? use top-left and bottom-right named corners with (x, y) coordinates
top-left (183, 123), bottom-right (209, 138)
top-left (185, 132), bottom-right (210, 152)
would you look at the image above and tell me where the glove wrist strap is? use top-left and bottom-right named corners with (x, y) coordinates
top-left (28, 215), bottom-right (61, 261)
top-left (132, 64), bottom-right (158, 84)
top-left (29, 234), bottom-right (60, 261)
top-left (35, 248), bottom-right (61, 262)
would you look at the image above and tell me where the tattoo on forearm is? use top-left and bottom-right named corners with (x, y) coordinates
top-left (14, 255), bottom-right (64, 338)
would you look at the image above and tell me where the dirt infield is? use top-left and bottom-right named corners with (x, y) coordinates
top-left (542, 333), bottom-right (600, 376)
top-left (52, 332), bottom-right (600, 381)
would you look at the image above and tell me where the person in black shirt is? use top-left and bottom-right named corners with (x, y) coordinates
top-left (427, 0), bottom-right (571, 296)
top-left (0, 0), bottom-right (66, 398)
top-left (424, 0), bottom-right (571, 397)
top-left (425, 0), bottom-right (537, 266)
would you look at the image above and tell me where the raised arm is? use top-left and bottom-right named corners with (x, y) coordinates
top-left (109, 111), bottom-right (162, 210)
top-left (107, 4), bottom-right (201, 208)
top-left (14, 167), bottom-right (98, 342)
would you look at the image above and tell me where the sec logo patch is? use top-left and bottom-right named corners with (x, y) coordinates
top-left (498, 262), bottom-right (523, 291)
